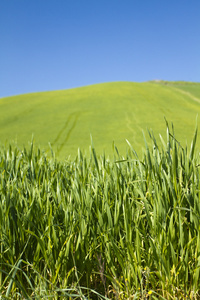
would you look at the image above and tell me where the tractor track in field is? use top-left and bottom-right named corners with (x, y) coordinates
top-left (170, 86), bottom-right (200, 104)
top-left (125, 112), bottom-right (143, 148)
top-left (52, 111), bottom-right (81, 155)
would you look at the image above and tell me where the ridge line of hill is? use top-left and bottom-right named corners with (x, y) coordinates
top-left (1, 81), bottom-right (200, 99)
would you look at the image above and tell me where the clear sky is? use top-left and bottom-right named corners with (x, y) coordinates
top-left (0, 0), bottom-right (200, 98)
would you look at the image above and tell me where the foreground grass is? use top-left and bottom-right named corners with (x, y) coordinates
top-left (1, 125), bottom-right (200, 299)
top-left (1, 81), bottom-right (200, 158)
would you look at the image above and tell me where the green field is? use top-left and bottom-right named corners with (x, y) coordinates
top-left (1, 81), bottom-right (200, 299)
top-left (1, 81), bottom-right (200, 159)
top-left (1, 126), bottom-right (200, 299)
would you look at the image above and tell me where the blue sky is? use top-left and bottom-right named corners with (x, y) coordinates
top-left (0, 0), bottom-right (200, 98)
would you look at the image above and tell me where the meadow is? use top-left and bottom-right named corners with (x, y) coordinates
top-left (1, 123), bottom-right (200, 299)
top-left (1, 81), bottom-right (200, 299)
top-left (0, 81), bottom-right (200, 159)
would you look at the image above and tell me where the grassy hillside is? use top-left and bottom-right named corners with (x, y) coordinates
top-left (0, 81), bottom-right (200, 159)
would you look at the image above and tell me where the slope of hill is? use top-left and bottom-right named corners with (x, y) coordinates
top-left (1, 81), bottom-right (200, 159)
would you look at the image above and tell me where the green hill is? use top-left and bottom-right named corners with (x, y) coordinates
top-left (1, 81), bottom-right (200, 159)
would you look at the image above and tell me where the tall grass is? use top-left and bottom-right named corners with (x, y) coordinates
top-left (1, 124), bottom-right (200, 299)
